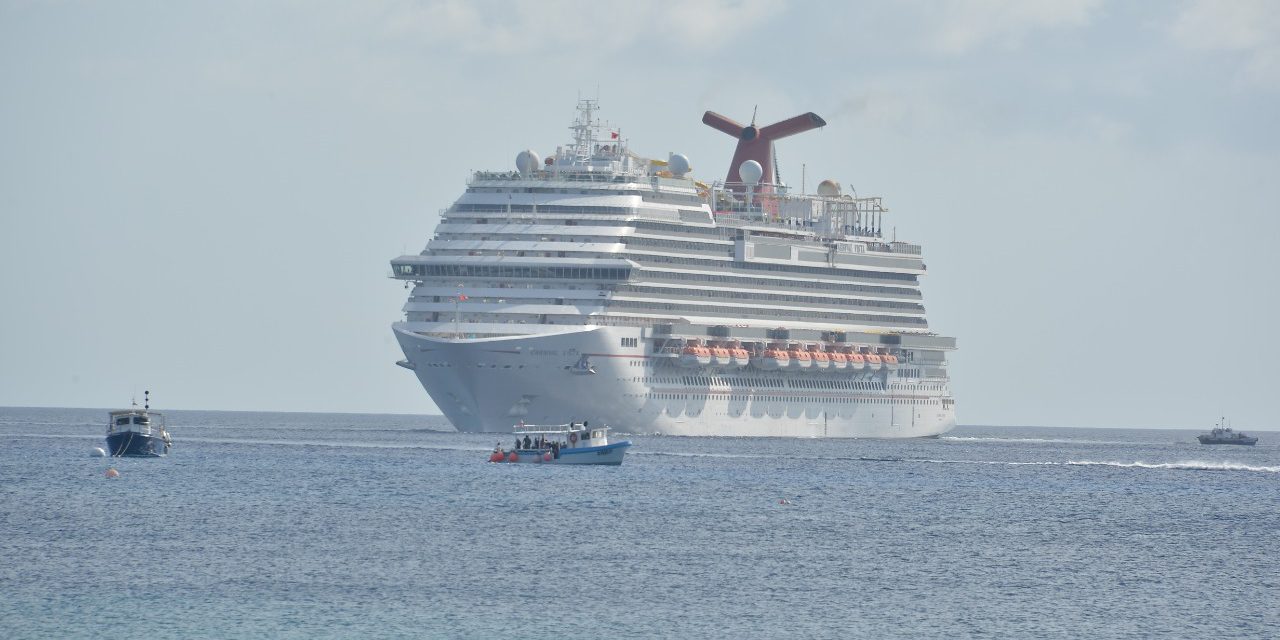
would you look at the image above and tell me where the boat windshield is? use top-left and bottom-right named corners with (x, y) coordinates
top-left (133, 417), bottom-right (150, 425)
top-left (115, 417), bottom-right (130, 426)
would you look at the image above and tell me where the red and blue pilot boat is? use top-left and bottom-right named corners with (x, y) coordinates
top-left (489, 421), bottom-right (630, 466)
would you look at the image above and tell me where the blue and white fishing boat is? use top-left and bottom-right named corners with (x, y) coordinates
top-left (106, 391), bottom-right (172, 457)
top-left (489, 421), bottom-right (630, 465)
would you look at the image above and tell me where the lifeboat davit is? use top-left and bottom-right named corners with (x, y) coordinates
top-left (847, 351), bottom-right (866, 371)
top-left (710, 346), bottom-right (732, 367)
top-left (729, 347), bottom-right (751, 367)
top-left (828, 350), bottom-right (848, 370)
top-left (810, 348), bottom-right (831, 372)
top-left (753, 347), bottom-right (789, 371)
top-left (787, 348), bottom-right (812, 371)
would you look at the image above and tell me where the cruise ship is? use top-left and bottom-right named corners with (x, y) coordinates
top-left (390, 100), bottom-right (956, 437)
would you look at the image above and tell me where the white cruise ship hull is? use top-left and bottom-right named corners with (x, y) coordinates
top-left (395, 324), bottom-right (955, 438)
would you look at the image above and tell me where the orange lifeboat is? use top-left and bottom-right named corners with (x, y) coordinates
top-left (809, 346), bottom-right (831, 371)
top-left (865, 351), bottom-right (883, 368)
top-left (753, 346), bottom-right (789, 371)
top-left (787, 346), bottom-right (812, 371)
top-left (729, 346), bottom-right (751, 367)
top-left (846, 349), bottom-right (866, 371)
top-left (679, 341), bottom-right (712, 368)
top-left (882, 352), bottom-right (900, 372)
top-left (828, 350), bottom-right (849, 370)
top-left (710, 345), bottom-right (732, 366)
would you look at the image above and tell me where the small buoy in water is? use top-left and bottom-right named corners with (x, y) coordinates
top-left (105, 468), bottom-right (120, 479)
top-left (507, 451), bottom-right (519, 463)
top-left (92, 447), bottom-right (106, 457)
top-left (778, 498), bottom-right (791, 506)
top-left (489, 451), bottom-right (504, 463)
top-left (543, 452), bottom-right (552, 462)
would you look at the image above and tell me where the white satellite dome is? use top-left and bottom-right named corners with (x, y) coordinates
top-left (817, 179), bottom-right (841, 197)
top-left (516, 149), bottom-right (541, 175)
top-left (668, 153), bottom-right (691, 177)
top-left (739, 159), bottom-right (762, 185)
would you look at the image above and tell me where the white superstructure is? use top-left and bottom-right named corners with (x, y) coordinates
top-left (390, 100), bottom-right (956, 437)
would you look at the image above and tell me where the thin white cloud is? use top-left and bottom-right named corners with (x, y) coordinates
top-left (379, 0), bottom-right (784, 55)
top-left (1168, 0), bottom-right (1280, 85)
top-left (924, 0), bottom-right (1103, 54)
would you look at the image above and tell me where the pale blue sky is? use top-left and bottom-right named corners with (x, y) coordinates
top-left (2, 1), bottom-right (1277, 428)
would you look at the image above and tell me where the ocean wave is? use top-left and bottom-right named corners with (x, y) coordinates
top-left (177, 436), bottom-right (487, 452)
top-left (631, 450), bottom-right (774, 460)
top-left (941, 436), bottom-right (1134, 445)
top-left (0, 420), bottom-right (101, 428)
top-left (848, 456), bottom-right (1279, 473)
top-left (1064, 460), bottom-right (1280, 473)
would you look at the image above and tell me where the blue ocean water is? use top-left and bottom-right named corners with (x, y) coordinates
top-left (1, 407), bottom-right (1276, 639)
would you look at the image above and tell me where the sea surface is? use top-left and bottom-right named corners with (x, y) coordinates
top-left (1, 407), bottom-right (1276, 639)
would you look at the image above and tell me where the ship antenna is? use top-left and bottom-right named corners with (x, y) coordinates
top-left (750, 105), bottom-right (757, 126)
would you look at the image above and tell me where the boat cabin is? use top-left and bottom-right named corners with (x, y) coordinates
top-left (107, 409), bottom-right (167, 437)
top-left (491, 420), bottom-right (631, 465)
top-left (510, 421), bottom-right (612, 451)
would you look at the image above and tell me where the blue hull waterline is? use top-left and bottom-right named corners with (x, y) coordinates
top-left (494, 422), bottom-right (630, 465)
top-left (506, 441), bottom-right (631, 466)
top-left (106, 432), bottom-right (169, 457)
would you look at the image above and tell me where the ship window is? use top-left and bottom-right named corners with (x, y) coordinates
top-left (133, 417), bottom-right (149, 425)
top-left (115, 417), bottom-right (129, 426)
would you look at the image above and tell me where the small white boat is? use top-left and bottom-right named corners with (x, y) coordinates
top-left (489, 421), bottom-right (631, 465)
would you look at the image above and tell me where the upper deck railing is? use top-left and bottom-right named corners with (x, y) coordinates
top-left (471, 169), bottom-right (656, 185)
top-left (458, 169), bottom-right (923, 255)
